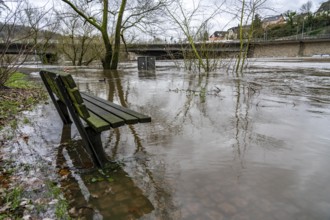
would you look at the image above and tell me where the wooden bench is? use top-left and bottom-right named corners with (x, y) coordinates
top-left (39, 69), bottom-right (151, 167)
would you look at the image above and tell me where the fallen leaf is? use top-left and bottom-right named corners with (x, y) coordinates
top-left (91, 193), bottom-right (99, 199)
top-left (22, 134), bottom-right (29, 144)
top-left (59, 168), bottom-right (70, 176)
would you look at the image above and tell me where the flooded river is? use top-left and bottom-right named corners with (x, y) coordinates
top-left (12, 58), bottom-right (330, 219)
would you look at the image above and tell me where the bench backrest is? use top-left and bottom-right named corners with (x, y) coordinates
top-left (40, 70), bottom-right (90, 120)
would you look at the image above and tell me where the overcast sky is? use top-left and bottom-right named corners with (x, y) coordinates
top-left (30, 0), bottom-right (326, 15)
top-left (268, 0), bottom-right (324, 14)
top-left (24, 0), bottom-right (328, 36)
top-left (180, 0), bottom-right (326, 31)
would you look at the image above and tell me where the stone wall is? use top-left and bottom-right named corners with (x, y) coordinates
top-left (252, 43), bottom-right (299, 57)
top-left (303, 41), bottom-right (330, 56)
top-left (251, 40), bottom-right (330, 57)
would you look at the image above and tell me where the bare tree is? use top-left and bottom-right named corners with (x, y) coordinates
top-left (119, 0), bottom-right (171, 51)
top-left (60, 0), bottom-right (172, 70)
top-left (300, 1), bottom-right (313, 14)
top-left (300, 0), bottom-right (313, 33)
top-left (235, 0), bottom-right (269, 75)
top-left (0, 1), bottom-right (35, 88)
top-left (61, 0), bottom-right (115, 69)
top-left (21, 1), bottom-right (59, 64)
top-left (56, 8), bottom-right (103, 66)
top-left (165, 0), bottom-right (224, 73)
top-left (0, 0), bottom-right (8, 12)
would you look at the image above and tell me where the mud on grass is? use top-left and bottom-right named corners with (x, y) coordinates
top-left (0, 73), bottom-right (70, 219)
top-left (0, 87), bottom-right (48, 131)
top-left (0, 159), bottom-right (70, 219)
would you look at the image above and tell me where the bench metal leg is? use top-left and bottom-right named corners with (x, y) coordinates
top-left (85, 127), bottom-right (110, 166)
top-left (57, 100), bottom-right (72, 125)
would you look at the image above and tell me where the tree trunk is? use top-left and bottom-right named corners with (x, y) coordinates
top-left (110, 0), bottom-right (127, 70)
top-left (78, 37), bottom-right (86, 66)
top-left (101, 30), bottom-right (113, 69)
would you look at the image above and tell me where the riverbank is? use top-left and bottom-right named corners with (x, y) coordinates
top-left (0, 73), bottom-right (70, 219)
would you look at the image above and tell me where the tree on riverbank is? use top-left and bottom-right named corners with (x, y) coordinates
top-left (21, 1), bottom-right (59, 64)
top-left (0, 1), bottom-right (36, 88)
top-left (55, 7), bottom-right (103, 66)
top-left (60, 0), bottom-right (170, 70)
top-left (60, 0), bottom-right (115, 69)
top-left (165, 0), bottom-right (224, 73)
top-left (235, 0), bottom-right (268, 75)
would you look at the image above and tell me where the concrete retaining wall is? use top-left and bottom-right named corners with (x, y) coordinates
top-left (252, 43), bottom-right (299, 57)
top-left (303, 41), bottom-right (330, 56)
top-left (251, 40), bottom-right (330, 57)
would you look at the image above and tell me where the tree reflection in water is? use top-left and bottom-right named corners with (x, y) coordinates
top-left (102, 69), bottom-right (178, 219)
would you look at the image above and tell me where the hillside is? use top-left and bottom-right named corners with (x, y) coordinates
top-left (256, 1), bottom-right (330, 40)
top-left (317, 0), bottom-right (330, 13)
top-left (0, 22), bottom-right (61, 42)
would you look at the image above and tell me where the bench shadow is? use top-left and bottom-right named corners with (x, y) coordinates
top-left (57, 124), bottom-right (154, 219)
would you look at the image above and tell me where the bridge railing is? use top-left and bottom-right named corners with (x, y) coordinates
top-left (252, 34), bottom-right (330, 42)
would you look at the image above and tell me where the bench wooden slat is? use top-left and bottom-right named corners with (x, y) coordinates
top-left (57, 74), bottom-right (90, 119)
top-left (84, 101), bottom-right (125, 128)
top-left (73, 102), bottom-right (90, 119)
top-left (43, 72), bottom-right (63, 101)
top-left (86, 112), bottom-right (111, 133)
top-left (67, 88), bottom-right (84, 104)
top-left (47, 70), bottom-right (77, 89)
top-left (83, 95), bottom-right (139, 124)
top-left (81, 92), bottom-right (151, 123)
top-left (60, 73), bottom-right (77, 89)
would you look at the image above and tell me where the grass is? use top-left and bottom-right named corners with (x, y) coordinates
top-left (0, 162), bottom-right (25, 219)
top-left (0, 166), bottom-right (71, 219)
top-left (0, 72), bottom-right (47, 131)
top-left (4, 72), bottom-right (36, 88)
top-left (6, 187), bottom-right (23, 210)
top-left (47, 182), bottom-right (71, 220)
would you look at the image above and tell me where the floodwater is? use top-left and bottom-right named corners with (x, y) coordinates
top-left (13, 58), bottom-right (330, 219)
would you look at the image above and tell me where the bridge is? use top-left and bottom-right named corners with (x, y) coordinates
top-left (0, 42), bottom-right (57, 63)
top-left (127, 37), bottom-right (330, 59)
top-left (1, 37), bottom-right (330, 63)
top-left (126, 41), bottom-right (243, 59)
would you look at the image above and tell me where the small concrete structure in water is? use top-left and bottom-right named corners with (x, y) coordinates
top-left (137, 56), bottom-right (156, 70)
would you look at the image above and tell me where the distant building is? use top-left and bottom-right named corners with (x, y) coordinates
top-left (226, 26), bottom-right (251, 40)
top-left (262, 15), bottom-right (286, 29)
top-left (209, 31), bottom-right (227, 41)
top-left (227, 27), bottom-right (239, 40)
